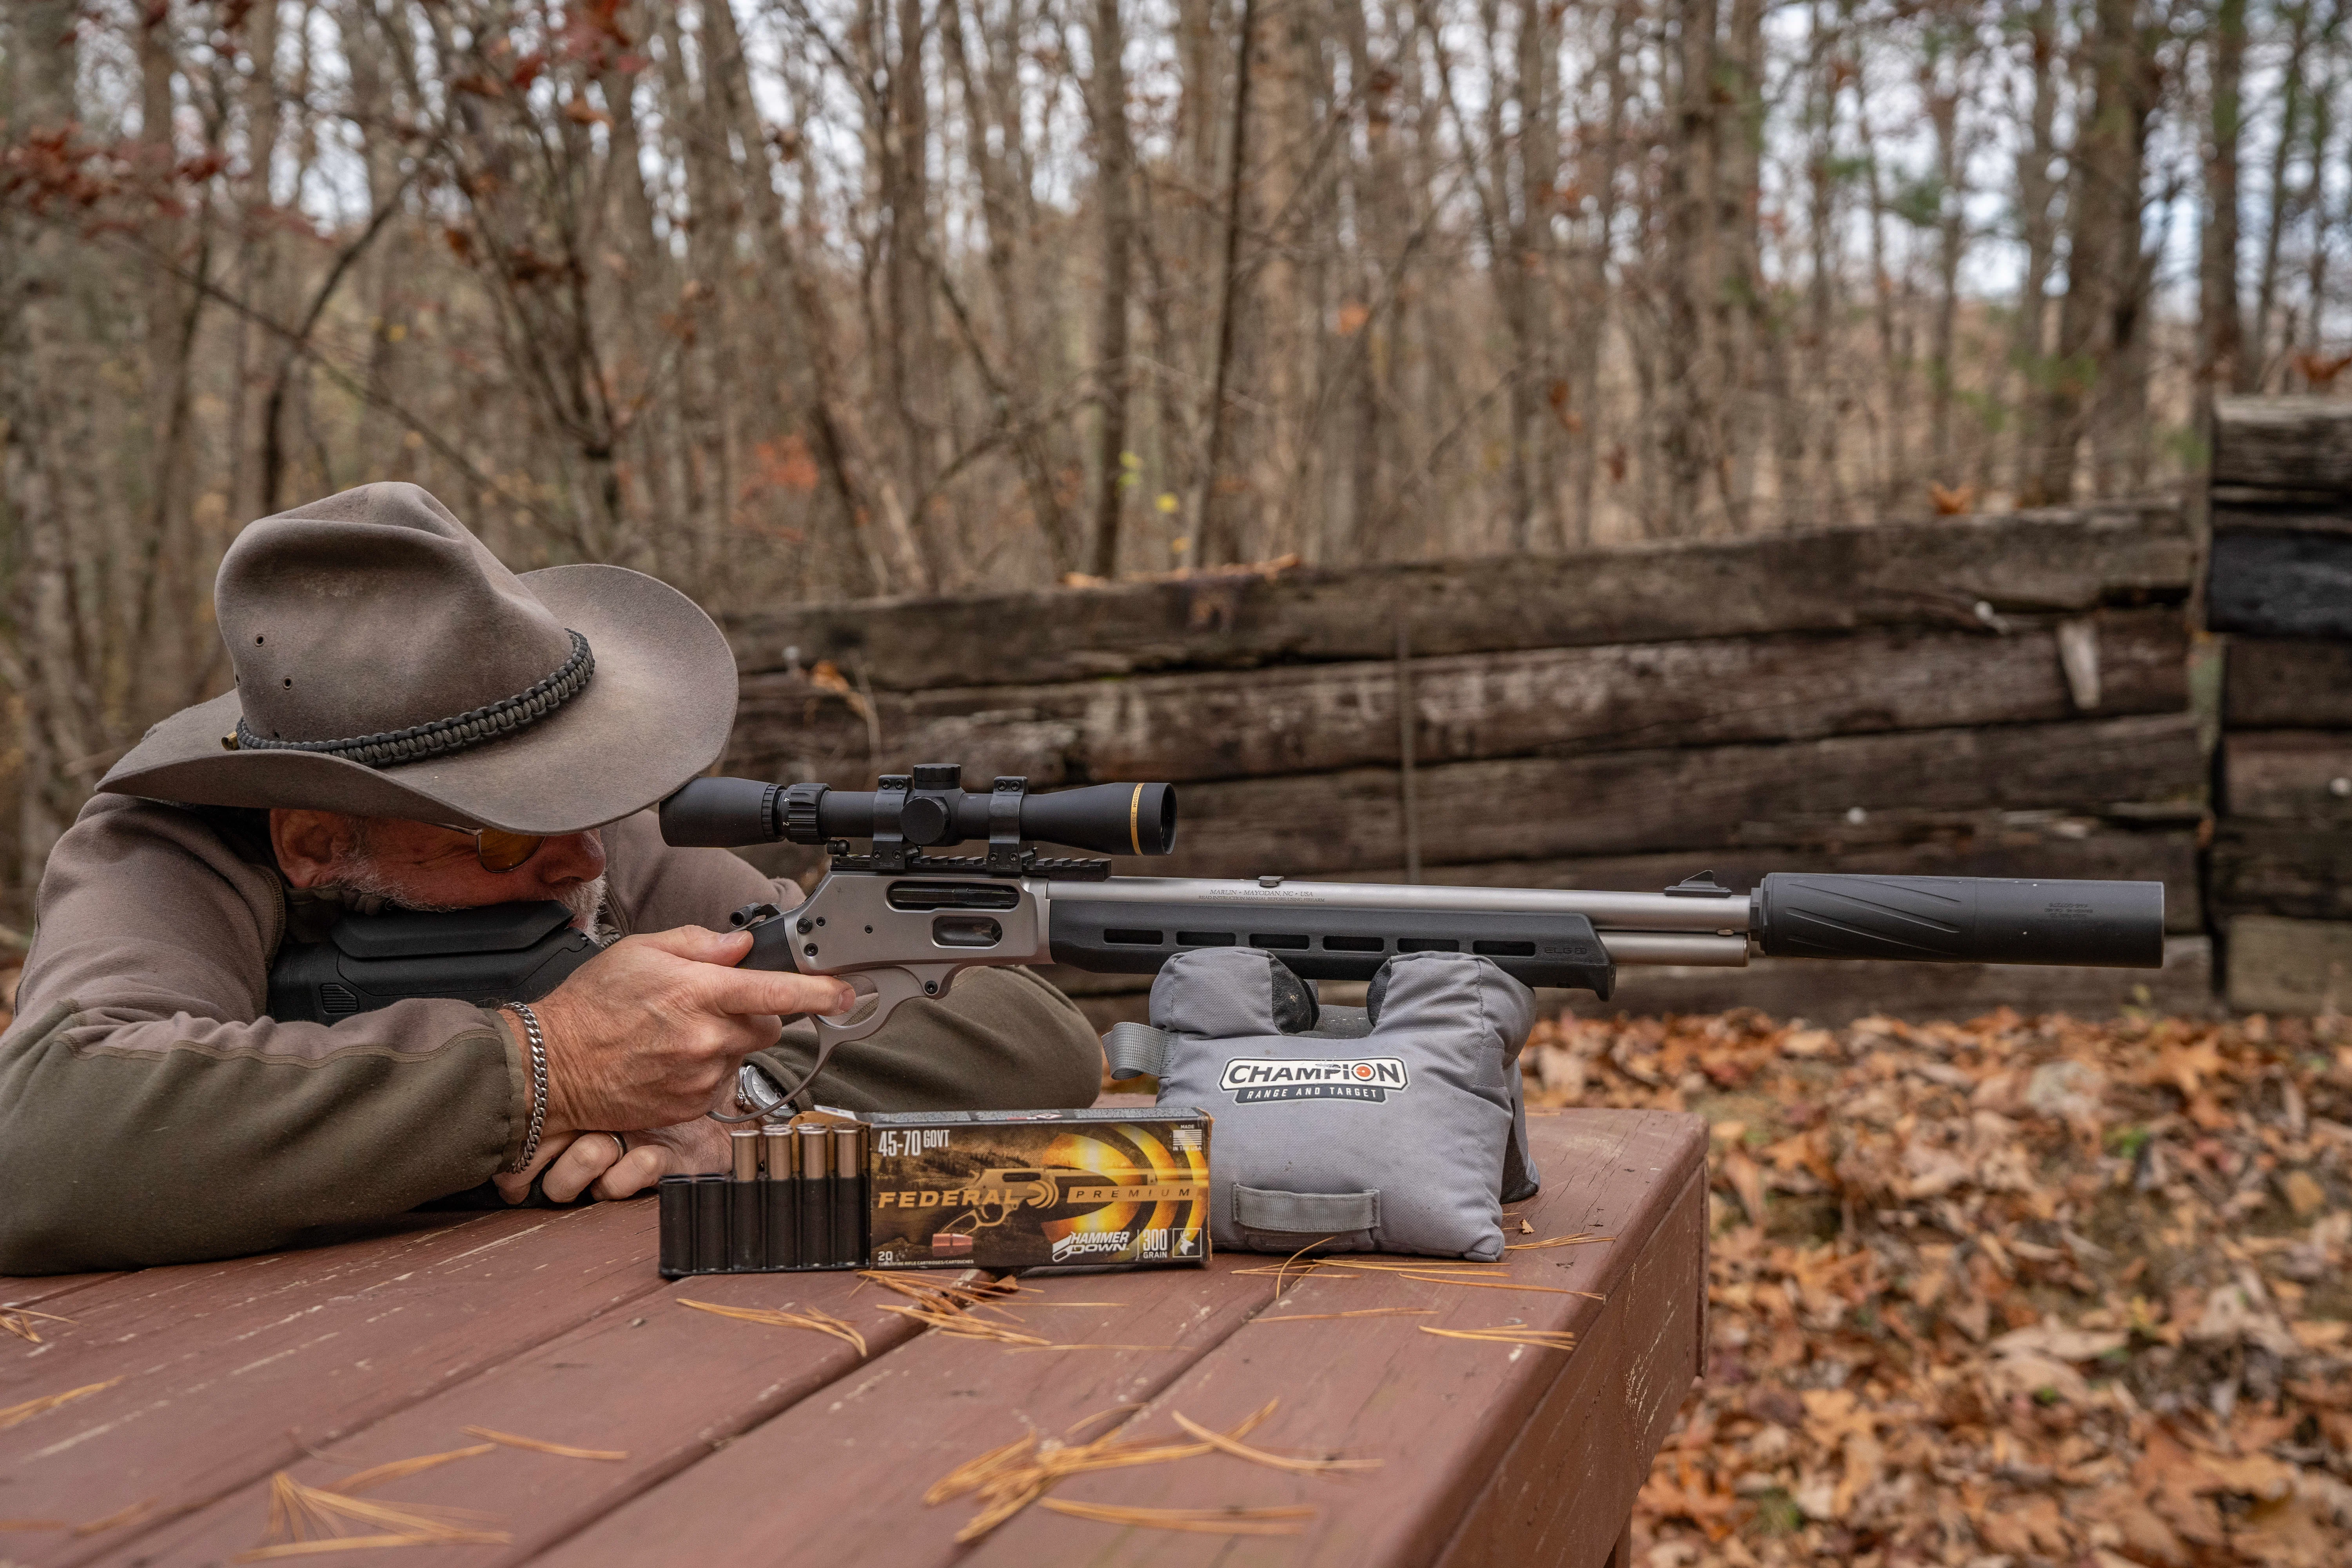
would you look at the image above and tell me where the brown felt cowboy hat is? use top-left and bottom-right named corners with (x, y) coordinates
top-left (99, 483), bottom-right (737, 834)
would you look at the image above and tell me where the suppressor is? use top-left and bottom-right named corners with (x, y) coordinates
top-left (831, 1124), bottom-right (866, 1267)
top-left (796, 1123), bottom-right (831, 1269)
top-left (761, 1121), bottom-right (798, 1270)
top-left (729, 1128), bottom-right (764, 1271)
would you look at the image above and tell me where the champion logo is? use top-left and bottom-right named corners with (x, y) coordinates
top-left (1219, 1056), bottom-right (1410, 1103)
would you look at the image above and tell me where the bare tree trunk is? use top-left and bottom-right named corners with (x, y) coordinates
top-left (2201, 0), bottom-right (2247, 399)
top-left (1568, 0), bottom-right (1635, 545)
top-left (1087, 0), bottom-right (1138, 577)
top-left (1658, 0), bottom-right (1722, 535)
top-left (1714, 0), bottom-right (1769, 527)
top-left (1849, 42), bottom-right (1906, 512)
top-left (2084, 0), bottom-right (2161, 497)
top-left (2250, 3), bottom-right (2311, 392)
top-left (2035, 0), bottom-right (2153, 503)
top-left (2298, 67), bottom-right (2337, 364)
top-left (1193, 0), bottom-right (1259, 567)
top-left (2009, 0), bottom-right (2062, 503)
top-left (1803, 0), bottom-right (1845, 520)
top-left (1, 0), bottom-right (102, 906)
top-left (1926, 18), bottom-right (1968, 486)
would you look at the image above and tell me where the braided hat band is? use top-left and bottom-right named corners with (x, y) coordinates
top-left (227, 630), bottom-right (595, 768)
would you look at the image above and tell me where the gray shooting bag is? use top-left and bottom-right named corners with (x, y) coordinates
top-left (1105, 946), bottom-right (1541, 1261)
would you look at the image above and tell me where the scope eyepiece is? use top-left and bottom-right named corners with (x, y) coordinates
top-left (659, 766), bottom-right (1178, 858)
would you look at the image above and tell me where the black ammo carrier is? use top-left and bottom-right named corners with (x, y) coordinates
top-left (268, 900), bottom-right (597, 1024)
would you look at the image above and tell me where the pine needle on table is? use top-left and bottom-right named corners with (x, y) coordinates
top-left (332, 1445), bottom-right (495, 1493)
top-left (0, 1304), bottom-right (74, 1343)
top-left (878, 1302), bottom-right (1054, 1347)
top-left (461, 1427), bottom-right (628, 1462)
top-left (1253, 1307), bottom-right (1438, 1323)
top-left (676, 1298), bottom-right (867, 1357)
top-left (1036, 1499), bottom-right (1317, 1535)
top-left (0, 1377), bottom-right (122, 1431)
top-left (1169, 1410), bottom-right (1381, 1475)
top-left (1505, 1233), bottom-right (1616, 1251)
top-left (1418, 1324), bottom-right (1581, 1352)
top-left (232, 1470), bottom-right (509, 1562)
top-left (69, 1498), bottom-right (153, 1536)
top-left (929, 1401), bottom-right (1286, 1543)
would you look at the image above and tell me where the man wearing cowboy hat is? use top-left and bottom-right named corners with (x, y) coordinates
top-left (0, 484), bottom-right (1104, 1274)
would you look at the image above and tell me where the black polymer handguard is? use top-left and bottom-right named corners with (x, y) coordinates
top-left (267, 900), bottom-right (601, 1024)
top-left (1750, 873), bottom-right (2164, 969)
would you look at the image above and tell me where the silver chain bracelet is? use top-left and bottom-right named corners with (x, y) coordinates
top-left (503, 1002), bottom-right (550, 1174)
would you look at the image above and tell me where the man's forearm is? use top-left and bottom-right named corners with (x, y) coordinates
top-left (0, 998), bottom-right (521, 1274)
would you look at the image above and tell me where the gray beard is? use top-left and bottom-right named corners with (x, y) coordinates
top-left (321, 864), bottom-right (612, 944)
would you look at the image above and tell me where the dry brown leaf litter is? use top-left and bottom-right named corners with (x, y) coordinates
top-left (1519, 1006), bottom-right (2352, 1568)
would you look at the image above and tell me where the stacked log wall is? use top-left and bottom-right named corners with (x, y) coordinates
top-left (724, 506), bottom-right (2209, 1026)
top-left (2210, 397), bottom-right (2352, 1013)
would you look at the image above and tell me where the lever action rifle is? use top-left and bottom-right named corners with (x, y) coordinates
top-left (658, 764), bottom-right (2166, 1117)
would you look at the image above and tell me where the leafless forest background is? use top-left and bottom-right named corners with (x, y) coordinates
top-left (0, 0), bottom-right (2348, 924)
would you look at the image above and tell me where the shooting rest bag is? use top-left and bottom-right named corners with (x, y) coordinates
top-left (1110, 947), bottom-right (1540, 1261)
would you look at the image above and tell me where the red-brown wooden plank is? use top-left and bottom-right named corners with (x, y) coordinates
top-left (953, 1109), bottom-right (1706, 1568)
top-left (535, 1109), bottom-right (1702, 1568)
top-left (81, 1265), bottom-right (984, 1568)
top-left (0, 1274), bottom-right (133, 1314)
top-left (0, 1212), bottom-right (488, 1400)
top-left (0, 1203), bottom-right (666, 1566)
top-left (535, 1248), bottom-right (1273, 1565)
top-left (1435, 1158), bottom-right (1708, 1566)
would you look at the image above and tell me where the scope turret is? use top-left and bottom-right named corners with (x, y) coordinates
top-left (659, 767), bottom-right (1177, 860)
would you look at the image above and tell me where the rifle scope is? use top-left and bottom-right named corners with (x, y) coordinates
top-left (660, 768), bottom-right (1178, 858)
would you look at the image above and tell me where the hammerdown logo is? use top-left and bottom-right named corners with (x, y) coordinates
top-left (1219, 1056), bottom-right (1410, 1104)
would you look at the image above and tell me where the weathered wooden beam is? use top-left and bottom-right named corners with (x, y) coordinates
top-left (2224, 638), bottom-right (2352, 728)
top-left (1102, 714), bottom-right (2203, 879)
top-left (2211, 823), bottom-right (2352, 922)
top-left (2207, 530), bottom-right (2352, 638)
top-left (726, 610), bottom-right (2189, 789)
top-left (2225, 916), bottom-right (2352, 1013)
top-left (2223, 731), bottom-right (2352, 823)
top-left (725, 506), bottom-right (2189, 688)
top-left (2212, 395), bottom-right (2352, 496)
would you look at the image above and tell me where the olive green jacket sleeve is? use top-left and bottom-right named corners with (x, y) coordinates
top-left (0, 796), bottom-right (525, 1275)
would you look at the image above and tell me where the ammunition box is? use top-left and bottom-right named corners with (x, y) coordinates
top-left (864, 1107), bottom-right (1211, 1271)
top-left (654, 1107), bottom-right (1209, 1278)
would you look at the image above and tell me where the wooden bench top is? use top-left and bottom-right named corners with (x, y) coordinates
top-left (1, 1108), bottom-right (1704, 1568)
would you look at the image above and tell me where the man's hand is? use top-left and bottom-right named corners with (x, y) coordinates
top-left (522, 925), bottom-right (855, 1140)
top-left (493, 1119), bottom-right (732, 1205)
